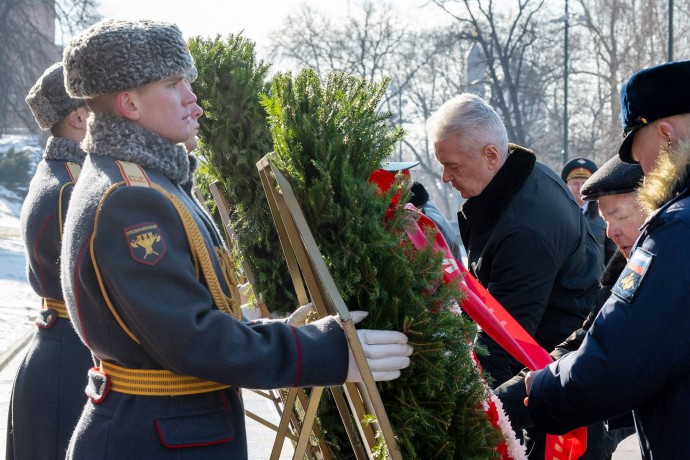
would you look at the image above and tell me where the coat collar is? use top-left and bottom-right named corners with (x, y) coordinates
top-left (84, 113), bottom-right (191, 184)
top-left (460, 144), bottom-right (536, 232)
top-left (44, 136), bottom-right (87, 164)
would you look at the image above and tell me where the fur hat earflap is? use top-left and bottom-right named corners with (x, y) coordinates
top-left (25, 62), bottom-right (85, 130)
top-left (63, 19), bottom-right (194, 98)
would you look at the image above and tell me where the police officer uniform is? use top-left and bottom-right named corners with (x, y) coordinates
top-left (60, 20), bottom-right (349, 459)
top-left (561, 157), bottom-right (617, 264)
top-left (7, 63), bottom-right (95, 460)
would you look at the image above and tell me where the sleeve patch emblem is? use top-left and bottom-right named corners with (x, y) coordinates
top-left (125, 222), bottom-right (167, 266)
top-left (612, 247), bottom-right (653, 302)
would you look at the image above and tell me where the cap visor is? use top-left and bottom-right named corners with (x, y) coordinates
top-left (381, 160), bottom-right (420, 172)
top-left (618, 128), bottom-right (639, 164)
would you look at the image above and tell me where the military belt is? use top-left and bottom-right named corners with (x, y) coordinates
top-left (99, 361), bottom-right (230, 396)
top-left (42, 298), bottom-right (69, 319)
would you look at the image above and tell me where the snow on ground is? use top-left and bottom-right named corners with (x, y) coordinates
top-left (0, 186), bottom-right (38, 357)
top-left (0, 134), bottom-right (41, 356)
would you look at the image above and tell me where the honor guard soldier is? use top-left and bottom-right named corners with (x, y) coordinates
top-left (526, 60), bottom-right (690, 458)
top-left (59, 19), bottom-right (412, 459)
top-left (6, 62), bottom-right (95, 460)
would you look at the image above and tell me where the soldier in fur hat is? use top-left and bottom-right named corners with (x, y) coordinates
top-left (6, 62), bottom-right (94, 460)
top-left (59, 19), bottom-right (412, 459)
top-left (527, 60), bottom-right (690, 458)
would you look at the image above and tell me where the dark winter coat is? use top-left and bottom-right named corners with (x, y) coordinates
top-left (7, 136), bottom-right (95, 460)
top-left (494, 251), bottom-right (632, 459)
top-left (60, 114), bottom-right (348, 459)
top-left (552, 250), bottom-right (627, 359)
top-left (528, 143), bottom-right (690, 459)
top-left (458, 145), bottom-right (602, 386)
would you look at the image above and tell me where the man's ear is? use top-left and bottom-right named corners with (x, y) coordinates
top-left (113, 90), bottom-right (141, 121)
top-left (66, 107), bottom-right (88, 130)
top-left (657, 120), bottom-right (687, 149)
top-left (483, 144), bottom-right (501, 169)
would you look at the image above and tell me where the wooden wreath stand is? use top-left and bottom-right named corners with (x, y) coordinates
top-left (198, 156), bottom-right (401, 459)
top-left (254, 155), bottom-right (401, 460)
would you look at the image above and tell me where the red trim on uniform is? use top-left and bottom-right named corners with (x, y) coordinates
top-left (74, 237), bottom-right (92, 348)
top-left (289, 325), bottom-right (303, 386)
top-left (65, 163), bottom-right (78, 183)
top-left (154, 420), bottom-right (233, 448)
top-left (34, 215), bottom-right (54, 295)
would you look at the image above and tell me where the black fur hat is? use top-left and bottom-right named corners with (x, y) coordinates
top-left (25, 62), bottom-right (85, 130)
top-left (62, 19), bottom-right (195, 98)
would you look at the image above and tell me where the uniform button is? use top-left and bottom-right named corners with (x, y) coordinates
top-left (46, 314), bottom-right (53, 323)
top-left (99, 382), bottom-right (106, 394)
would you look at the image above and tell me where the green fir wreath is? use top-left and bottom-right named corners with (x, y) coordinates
top-left (190, 34), bottom-right (508, 459)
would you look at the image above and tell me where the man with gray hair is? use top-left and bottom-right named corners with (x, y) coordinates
top-left (427, 93), bottom-right (601, 386)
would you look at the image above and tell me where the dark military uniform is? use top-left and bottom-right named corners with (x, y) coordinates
top-left (562, 157), bottom-right (616, 265)
top-left (61, 115), bottom-right (348, 459)
top-left (7, 137), bottom-right (94, 460)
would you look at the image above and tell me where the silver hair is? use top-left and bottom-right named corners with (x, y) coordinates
top-left (426, 93), bottom-right (509, 160)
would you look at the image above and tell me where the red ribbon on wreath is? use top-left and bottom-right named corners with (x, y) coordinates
top-left (400, 202), bottom-right (587, 460)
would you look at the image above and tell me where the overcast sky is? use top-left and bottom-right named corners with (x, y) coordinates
top-left (96, 0), bottom-right (453, 56)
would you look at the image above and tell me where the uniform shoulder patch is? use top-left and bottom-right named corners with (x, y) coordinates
top-left (612, 247), bottom-right (653, 302)
top-left (125, 222), bottom-right (167, 266)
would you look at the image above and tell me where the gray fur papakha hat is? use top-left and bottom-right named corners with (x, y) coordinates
top-left (25, 62), bottom-right (85, 130)
top-left (63, 19), bottom-right (194, 98)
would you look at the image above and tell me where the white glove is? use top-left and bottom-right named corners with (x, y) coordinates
top-left (286, 302), bottom-right (314, 327)
top-left (238, 282), bottom-right (252, 305)
top-left (349, 310), bottom-right (369, 324)
top-left (346, 329), bottom-right (413, 383)
top-left (240, 304), bottom-right (262, 321)
top-left (288, 305), bottom-right (370, 327)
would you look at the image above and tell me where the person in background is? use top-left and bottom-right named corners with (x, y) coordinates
top-left (6, 62), bottom-right (95, 460)
top-left (427, 93), bottom-right (602, 389)
top-left (526, 59), bottom-right (690, 459)
top-left (408, 180), bottom-right (465, 263)
top-left (496, 154), bottom-right (644, 459)
top-left (59, 19), bottom-right (411, 459)
top-left (561, 157), bottom-right (616, 265)
top-left (370, 160), bottom-right (465, 262)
